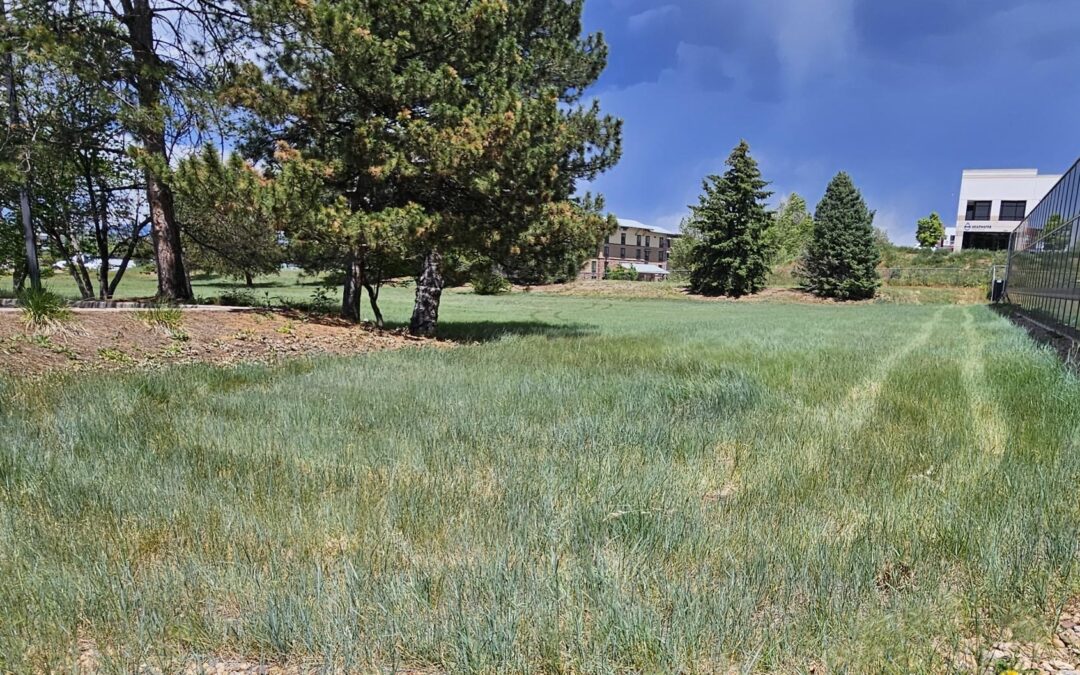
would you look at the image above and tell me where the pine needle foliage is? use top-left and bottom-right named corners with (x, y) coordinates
top-left (688, 141), bottom-right (772, 297)
top-left (800, 172), bottom-right (881, 300)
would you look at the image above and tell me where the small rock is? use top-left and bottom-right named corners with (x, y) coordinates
top-left (1054, 636), bottom-right (1067, 648)
top-left (985, 649), bottom-right (1010, 662)
top-left (1050, 660), bottom-right (1076, 670)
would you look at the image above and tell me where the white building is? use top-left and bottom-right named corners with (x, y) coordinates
top-left (937, 226), bottom-right (957, 250)
top-left (953, 168), bottom-right (1060, 251)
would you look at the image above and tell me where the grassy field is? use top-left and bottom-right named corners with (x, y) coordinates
top-left (3, 265), bottom-right (994, 309)
top-left (0, 269), bottom-right (332, 306)
top-left (2, 293), bottom-right (1079, 672)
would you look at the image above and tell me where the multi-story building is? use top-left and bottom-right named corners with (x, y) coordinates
top-left (953, 168), bottom-right (1060, 251)
top-left (579, 218), bottom-right (680, 281)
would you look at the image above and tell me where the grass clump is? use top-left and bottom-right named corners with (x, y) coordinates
top-left (141, 304), bottom-right (184, 331)
top-left (16, 287), bottom-right (71, 330)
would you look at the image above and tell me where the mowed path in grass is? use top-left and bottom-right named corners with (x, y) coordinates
top-left (1, 295), bottom-right (1079, 673)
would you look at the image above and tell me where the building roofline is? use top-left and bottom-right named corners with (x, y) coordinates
top-left (961, 168), bottom-right (1049, 178)
top-left (616, 218), bottom-right (681, 235)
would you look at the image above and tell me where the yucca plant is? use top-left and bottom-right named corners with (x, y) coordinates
top-left (17, 287), bottom-right (71, 330)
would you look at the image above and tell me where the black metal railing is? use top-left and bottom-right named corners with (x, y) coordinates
top-left (1006, 158), bottom-right (1080, 332)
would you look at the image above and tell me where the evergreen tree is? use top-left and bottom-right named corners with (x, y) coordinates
top-left (688, 140), bottom-right (772, 297)
top-left (800, 172), bottom-right (881, 300)
top-left (173, 146), bottom-right (285, 287)
top-left (234, 0), bottom-right (621, 334)
top-left (915, 212), bottom-right (945, 248)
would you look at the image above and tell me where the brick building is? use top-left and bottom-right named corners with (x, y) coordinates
top-left (579, 219), bottom-right (680, 281)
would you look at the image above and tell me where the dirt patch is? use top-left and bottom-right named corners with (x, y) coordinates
top-left (944, 599), bottom-right (1080, 674)
top-left (0, 309), bottom-right (441, 377)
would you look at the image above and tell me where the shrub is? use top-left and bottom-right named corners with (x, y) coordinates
top-left (17, 287), bottom-right (71, 330)
top-left (471, 268), bottom-right (511, 295)
top-left (218, 288), bottom-right (259, 307)
top-left (605, 265), bottom-right (639, 281)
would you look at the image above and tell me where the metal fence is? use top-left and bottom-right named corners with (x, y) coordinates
top-left (1006, 158), bottom-right (1080, 332)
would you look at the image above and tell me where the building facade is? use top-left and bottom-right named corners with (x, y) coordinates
top-left (579, 218), bottom-right (679, 281)
top-left (954, 168), bottom-right (1060, 251)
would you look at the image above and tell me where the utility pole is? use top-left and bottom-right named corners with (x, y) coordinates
top-left (1, 0), bottom-right (40, 291)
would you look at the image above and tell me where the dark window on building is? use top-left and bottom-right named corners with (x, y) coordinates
top-left (620, 247), bottom-right (625, 258)
top-left (1000, 200), bottom-right (1027, 221)
top-left (636, 234), bottom-right (642, 246)
top-left (963, 231), bottom-right (1011, 250)
top-left (603, 245), bottom-right (609, 257)
top-left (645, 235), bottom-right (651, 247)
top-left (636, 248), bottom-right (641, 259)
top-left (644, 250), bottom-right (650, 262)
top-left (965, 200), bottom-right (992, 221)
top-left (591, 261), bottom-right (597, 274)
top-left (620, 232), bottom-right (626, 245)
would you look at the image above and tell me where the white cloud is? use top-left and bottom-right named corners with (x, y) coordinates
top-left (653, 211), bottom-right (690, 232)
top-left (867, 201), bottom-right (917, 247)
top-left (757, 0), bottom-right (858, 87)
top-left (627, 4), bottom-right (680, 31)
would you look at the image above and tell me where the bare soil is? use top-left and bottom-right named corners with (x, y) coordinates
top-left (0, 309), bottom-right (439, 377)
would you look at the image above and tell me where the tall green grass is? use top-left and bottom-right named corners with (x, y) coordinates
top-left (1, 295), bottom-right (1078, 672)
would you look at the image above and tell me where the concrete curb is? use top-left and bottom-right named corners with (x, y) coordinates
top-left (0, 299), bottom-right (251, 311)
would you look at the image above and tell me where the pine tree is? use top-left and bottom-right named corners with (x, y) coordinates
top-left (800, 172), bottom-right (881, 300)
top-left (688, 140), bottom-right (772, 297)
top-left (234, 0), bottom-right (621, 333)
top-left (173, 146), bottom-right (285, 286)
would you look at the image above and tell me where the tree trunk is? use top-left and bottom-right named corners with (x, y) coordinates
top-left (2, 0), bottom-right (40, 291)
top-left (244, 271), bottom-right (254, 288)
top-left (17, 187), bottom-right (38, 291)
top-left (87, 160), bottom-right (111, 299)
top-left (98, 259), bottom-right (110, 300)
top-left (12, 264), bottom-right (26, 292)
top-left (107, 220), bottom-right (143, 299)
top-left (363, 280), bottom-right (384, 328)
top-left (69, 261), bottom-right (95, 300)
top-left (341, 255), bottom-right (363, 322)
top-left (125, 0), bottom-right (192, 302)
top-left (409, 249), bottom-right (443, 337)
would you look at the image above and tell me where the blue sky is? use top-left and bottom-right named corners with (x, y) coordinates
top-left (580, 0), bottom-right (1080, 244)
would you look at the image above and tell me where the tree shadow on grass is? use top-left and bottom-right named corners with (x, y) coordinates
top-left (383, 319), bottom-right (596, 342)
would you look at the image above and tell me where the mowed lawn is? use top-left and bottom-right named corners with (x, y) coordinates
top-left (2, 294), bottom-right (1079, 672)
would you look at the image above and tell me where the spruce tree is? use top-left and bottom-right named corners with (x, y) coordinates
top-left (688, 140), bottom-right (772, 297)
top-left (800, 172), bottom-right (881, 300)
